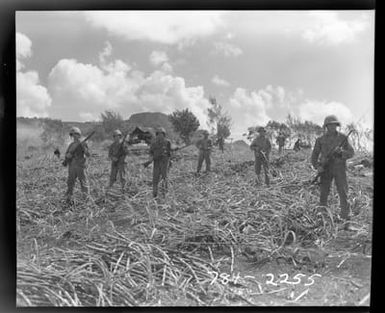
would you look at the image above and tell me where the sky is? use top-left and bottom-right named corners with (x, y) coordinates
top-left (16, 10), bottom-right (375, 140)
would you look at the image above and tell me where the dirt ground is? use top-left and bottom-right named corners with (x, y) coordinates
top-left (16, 144), bottom-right (373, 307)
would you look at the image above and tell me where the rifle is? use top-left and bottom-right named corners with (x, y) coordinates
top-left (311, 130), bottom-right (354, 184)
top-left (142, 144), bottom-right (191, 168)
top-left (113, 132), bottom-right (129, 164)
top-left (62, 130), bottom-right (95, 167)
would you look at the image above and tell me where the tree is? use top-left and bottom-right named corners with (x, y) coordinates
top-left (285, 114), bottom-right (322, 146)
top-left (100, 110), bottom-right (124, 136)
top-left (40, 118), bottom-right (66, 147)
top-left (168, 109), bottom-right (200, 144)
top-left (207, 96), bottom-right (232, 152)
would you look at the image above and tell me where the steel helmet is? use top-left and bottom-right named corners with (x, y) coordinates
top-left (113, 129), bottom-right (122, 136)
top-left (257, 127), bottom-right (266, 133)
top-left (323, 115), bottom-right (341, 127)
top-left (202, 130), bottom-right (209, 135)
top-left (156, 127), bottom-right (166, 135)
top-left (70, 127), bottom-right (81, 136)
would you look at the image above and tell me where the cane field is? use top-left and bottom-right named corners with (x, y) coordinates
top-left (16, 140), bottom-right (373, 307)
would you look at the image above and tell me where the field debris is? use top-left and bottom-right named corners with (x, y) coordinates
top-left (17, 148), bottom-right (373, 306)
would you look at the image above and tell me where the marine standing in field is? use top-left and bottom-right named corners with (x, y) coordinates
top-left (250, 127), bottom-right (271, 186)
top-left (311, 115), bottom-right (354, 223)
top-left (148, 127), bottom-right (171, 198)
top-left (293, 138), bottom-right (301, 152)
top-left (276, 132), bottom-right (286, 155)
top-left (64, 127), bottom-right (90, 202)
top-left (108, 129), bottom-right (129, 193)
top-left (196, 130), bottom-right (212, 174)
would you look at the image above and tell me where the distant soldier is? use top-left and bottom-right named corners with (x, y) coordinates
top-left (293, 138), bottom-right (301, 152)
top-left (217, 136), bottom-right (225, 153)
top-left (108, 129), bottom-right (129, 192)
top-left (148, 127), bottom-right (171, 198)
top-left (54, 148), bottom-right (61, 159)
top-left (250, 127), bottom-right (271, 186)
top-left (276, 132), bottom-right (286, 154)
top-left (196, 130), bottom-right (212, 173)
top-left (64, 127), bottom-right (90, 202)
top-left (311, 115), bottom-right (354, 223)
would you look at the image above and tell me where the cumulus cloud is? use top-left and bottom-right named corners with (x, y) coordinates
top-left (16, 32), bottom-right (52, 117)
top-left (17, 71), bottom-right (52, 117)
top-left (149, 50), bottom-right (173, 72)
top-left (297, 100), bottom-right (354, 126)
top-left (211, 75), bottom-right (230, 87)
top-left (16, 32), bottom-right (32, 71)
top-left (213, 41), bottom-right (243, 57)
top-left (84, 11), bottom-right (224, 45)
top-left (302, 11), bottom-right (369, 45)
top-left (48, 51), bottom-right (210, 125)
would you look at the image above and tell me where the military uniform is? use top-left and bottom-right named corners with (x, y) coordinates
top-left (196, 133), bottom-right (212, 173)
top-left (108, 140), bottom-right (129, 190)
top-left (149, 130), bottom-right (171, 198)
top-left (64, 128), bottom-right (90, 200)
top-left (311, 116), bottom-right (354, 220)
top-left (250, 128), bottom-right (271, 185)
top-left (293, 139), bottom-right (301, 152)
top-left (276, 134), bottom-right (286, 154)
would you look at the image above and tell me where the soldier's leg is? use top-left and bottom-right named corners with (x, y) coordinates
top-left (263, 160), bottom-right (270, 186)
top-left (65, 166), bottom-right (77, 200)
top-left (153, 160), bottom-right (161, 198)
top-left (205, 152), bottom-right (211, 172)
top-left (334, 167), bottom-right (350, 219)
top-left (255, 158), bottom-right (262, 183)
top-left (197, 151), bottom-right (204, 173)
top-left (119, 164), bottom-right (126, 190)
top-left (109, 164), bottom-right (118, 187)
top-left (78, 166), bottom-right (89, 195)
top-left (319, 171), bottom-right (333, 206)
top-left (160, 159), bottom-right (169, 196)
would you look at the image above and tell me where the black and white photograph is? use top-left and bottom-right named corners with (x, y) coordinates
top-left (15, 9), bottom-right (374, 306)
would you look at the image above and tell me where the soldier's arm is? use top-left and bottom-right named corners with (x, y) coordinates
top-left (250, 139), bottom-right (256, 150)
top-left (311, 138), bottom-right (321, 168)
top-left (83, 143), bottom-right (90, 157)
top-left (341, 137), bottom-right (354, 160)
top-left (266, 139), bottom-right (272, 155)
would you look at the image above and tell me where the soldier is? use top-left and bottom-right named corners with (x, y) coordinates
top-left (250, 127), bottom-right (271, 186)
top-left (64, 127), bottom-right (90, 202)
top-left (108, 129), bottom-right (129, 192)
top-left (196, 130), bottom-right (212, 173)
top-left (276, 132), bottom-right (286, 154)
top-left (293, 138), bottom-right (301, 152)
top-left (311, 115), bottom-right (354, 224)
top-left (148, 127), bottom-right (171, 198)
top-left (217, 136), bottom-right (225, 153)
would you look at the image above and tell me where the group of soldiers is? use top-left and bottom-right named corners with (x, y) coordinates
top-left (62, 114), bottom-right (354, 225)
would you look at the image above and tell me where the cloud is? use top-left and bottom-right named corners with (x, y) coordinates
top-left (16, 32), bottom-right (32, 71)
top-left (48, 51), bottom-right (210, 126)
top-left (150, 50), bottom-right (169, 66)
top-left (16, 32), bottom-right (52, 117)
top-left (149, 50), bottom-right (173, 72)
top-left (17, 71), bottom-right (52, 117)
top-left (211, 75), bottom-right (230, 87)
top-left (212, 41), bottom-right (243, 57)
top-left (302, 11), bottom-right (369, 45)
top-left (84, 11), bottom-right (224, 45)
top-left (297, 100), bottom-right (354, 126)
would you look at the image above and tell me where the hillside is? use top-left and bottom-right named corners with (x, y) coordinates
top-left (124, 112), bottom-right (178, 141)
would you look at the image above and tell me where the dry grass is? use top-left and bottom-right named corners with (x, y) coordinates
top-left (16, 145), bottom-right (373, 306)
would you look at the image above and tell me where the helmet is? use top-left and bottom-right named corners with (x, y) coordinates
top-left (113, 129), bottom-right (122, 136)
top-left (156, 127), bottom-right (166, 135)
top-left (257, 127), bottom-right (266, 133)
top-left (70, 127), bottom-right (81, 136)
top-left (323, 115), bottom-right (341, 127)
top-left (202, 130), bottom-right (209, 136)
